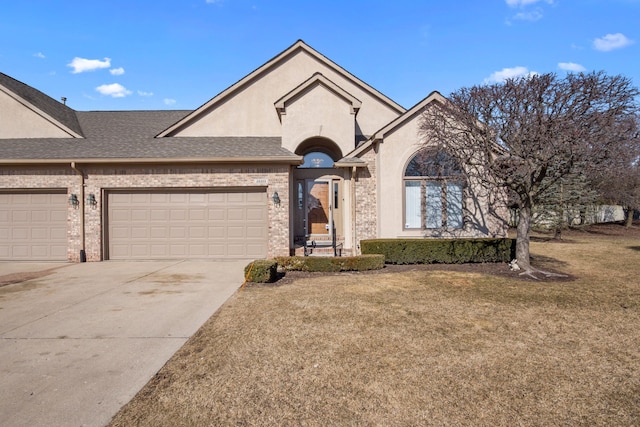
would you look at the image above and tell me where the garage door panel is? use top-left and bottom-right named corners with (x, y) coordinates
top-left (246, 207), bottom-right (266, 221)
top-left (11, 246), bottom-right (29, 257)
top-left (111, 209), bottom-right (132, 221)
top-left (108, 190), bottom-right (267, 259)
top-left (150, 227), bottom-right (168, 238)
top-left (189, 209), bottom-right (206, 220)
top-left (129, 210), bottom-right (147, 221)
top-left (50, 227), bottom-right (67, 240)
top-left (130, 227), bottom-right (148, 238)
top-left (12, 227), bottom-right (29, 239)
top-left (227, 226), bottom-right (245, 238)
top-left (12, 210), bottom-right (29, 221)
top-left (150, 210), bottom-right (169, 221)
top-left (246, 243), bottom-right (267, 258)
top-left (188, 226), bottom-right (206, 238)
top-left (208, 193), bottom-right (225, 203)
top-left (170, 209), bottom-right (187, 220)
top-left (51, 210), bottom-right (67, 222)
top-left (208, 208), bottom-right (225, 221)
top-left (208, 226), bottom-right (225, 238)
top-left (226, 244), bottom-right (245, 257)
top-left (246, 226), bottom-right (267, 238)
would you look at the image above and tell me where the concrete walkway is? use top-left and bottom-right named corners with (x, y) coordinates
top-left (0, 260), bottom-right (246, 427)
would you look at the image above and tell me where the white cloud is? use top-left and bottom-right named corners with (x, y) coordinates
top-left (138, 90), bottom-right (154, 97)
top-left (163, 98), bottom-right (177, 106)
top-left (68, 57), bottom-right (111, 73)
top-left (33, 52), bottom-right (46, 59)
top-left (593, 33), bottom-right (634, 51)
top-left (205, 0), bottom-right (223, 3)
top-left (484, 66), bottom-right (537, 83)
top-left (558, 62), bottom-right (586, 72)
top-left (513, 9), bottom-right (543, 21)
top-left (110, 67), bottom-right (125, 76)
top-left (96, 83), bottom-right (132, 98)
top-left (506, 0), bottom-right (552, 6)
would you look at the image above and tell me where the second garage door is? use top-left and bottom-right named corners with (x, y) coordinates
top-left (107, 190), bottom-right (267, 260)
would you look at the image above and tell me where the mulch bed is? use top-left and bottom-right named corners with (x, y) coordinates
top-left (271, 221), bottom-right (640, 287)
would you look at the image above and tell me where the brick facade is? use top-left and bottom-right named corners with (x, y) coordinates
top-left (0, 163), bottom-right (290, 262)
top-left (354, 147), bottom-right (378, 248)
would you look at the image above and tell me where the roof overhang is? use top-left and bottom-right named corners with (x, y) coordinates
top-left (0, 156), bottom-right (304, 166)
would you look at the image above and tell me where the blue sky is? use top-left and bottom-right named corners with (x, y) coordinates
top-left (1, 0), bottom-right (638, 111)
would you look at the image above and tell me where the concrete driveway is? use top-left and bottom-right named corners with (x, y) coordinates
top-left (0, 260), bottom-right (246, 427)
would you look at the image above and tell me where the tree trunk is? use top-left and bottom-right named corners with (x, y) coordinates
top-left (516, 206), bottom-right (532, 271)
top-left (626, 208), bottom-right (635, 227)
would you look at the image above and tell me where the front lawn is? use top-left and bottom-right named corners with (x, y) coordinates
top-left (110, 223), bottom-right (640, 426)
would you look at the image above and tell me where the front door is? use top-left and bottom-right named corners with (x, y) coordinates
top-left (307, 180), bottom-right (330, 235)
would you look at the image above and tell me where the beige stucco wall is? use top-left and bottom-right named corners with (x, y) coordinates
top-left (0, 90), bottom-right (74, 138)
top-left (0, 164), bottom-right (291, 262)
top-left (280, 84), bottom-right (355, 156)
top-left (374, 112), bottom-right (508, 239)
top-left (172, 48), bottom-right (401, 143)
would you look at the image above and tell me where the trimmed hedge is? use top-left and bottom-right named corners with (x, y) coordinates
top-left (244, 259), bottom-right (278, 283)
top-left (274, 254), bottom-right (385, 272)
top-left (360, 238), bottom-right (516, 264)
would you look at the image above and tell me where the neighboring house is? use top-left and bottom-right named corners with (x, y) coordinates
top-left (0, 40), bottom-right (507, 262)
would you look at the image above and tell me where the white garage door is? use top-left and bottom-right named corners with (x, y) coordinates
top-left (0, 191), bottom-right (68, 261)
top-left (107, 190), bottom-right (268, 260)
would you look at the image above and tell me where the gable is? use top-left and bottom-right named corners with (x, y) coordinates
top-left (0, 73), bottom-right (83, 139)
top-left (159, 40), bottom-right (404, 140)
top-left (346, 91), bottom-right (447, 159)
top-left (276, 73), bottom-right (361, 154)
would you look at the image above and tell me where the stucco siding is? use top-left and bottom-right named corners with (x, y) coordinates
top-left (281, 83), bottom-right (355, 156)
top-left (375, 112), bottom-right (507, 239)
top-left (172, 49), bottom-right (401, 141)
top-left (0, 90), bottom-right (73, 138)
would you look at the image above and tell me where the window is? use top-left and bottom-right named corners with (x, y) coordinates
top-left (299, 152), bottom-right (334, 168)
top-left (404, 149), bottom-right (464, 230)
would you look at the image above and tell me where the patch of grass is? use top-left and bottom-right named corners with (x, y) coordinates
top-left (110, 227), bottom-right (640, 426)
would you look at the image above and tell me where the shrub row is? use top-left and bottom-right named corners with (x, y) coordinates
top-left (360, 238), bottom-right (516, 265)
top-left (244, 254), bottom-right (385, 283)
top-left (275, 254), bottom-right (385, 272)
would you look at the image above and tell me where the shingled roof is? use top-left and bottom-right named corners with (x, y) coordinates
top-left (0, 72), bottom-right (83, 137)
top-left (0, 75), bottom-right (301, 164)
top-left (0, 110), bottom-right (300, 163)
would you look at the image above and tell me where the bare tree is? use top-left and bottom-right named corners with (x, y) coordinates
top-left (533, 165), bottom-right (600, 239)
top-left (591, 116), bottom-right (640, 226)
top-left (421, 72), bottom-right (639, 278)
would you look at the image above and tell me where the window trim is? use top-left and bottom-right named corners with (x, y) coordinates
top-left (402, 150), bottom-right (465, 231)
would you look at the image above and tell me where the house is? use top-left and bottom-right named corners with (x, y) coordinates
top-left (0, 40), bottom-right (507, 262)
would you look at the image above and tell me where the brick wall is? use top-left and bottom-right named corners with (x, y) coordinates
top-left (1, 163), bottom-right (291, 262)
top-left (354, 147), bottom-right (377, 251)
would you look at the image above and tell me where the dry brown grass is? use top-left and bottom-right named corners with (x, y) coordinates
top-left (110, 224), bottom-right (640, 426)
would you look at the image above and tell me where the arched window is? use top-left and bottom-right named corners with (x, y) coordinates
top-left (404, 149), bottom-right (465, 230)
top-left (299, 151), bottom-right (334, 168)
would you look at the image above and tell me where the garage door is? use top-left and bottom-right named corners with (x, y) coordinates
top-left (107, 190), bottom-right (268, 260)
top-left (0, 191), bottom-right (68, 261)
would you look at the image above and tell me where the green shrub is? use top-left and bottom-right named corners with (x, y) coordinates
top-left (274, 254), bottom-right (385, 272)
top-left (244, 259), bottom-right (278, 283)
top-left (360, 238), bottom-right (516, 264)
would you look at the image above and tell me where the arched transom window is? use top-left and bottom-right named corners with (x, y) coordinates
top-left (404, 149), bottom-right (465, 230)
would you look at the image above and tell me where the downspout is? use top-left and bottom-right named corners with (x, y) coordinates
top-left (70, 162), bottom-right (87, 262)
